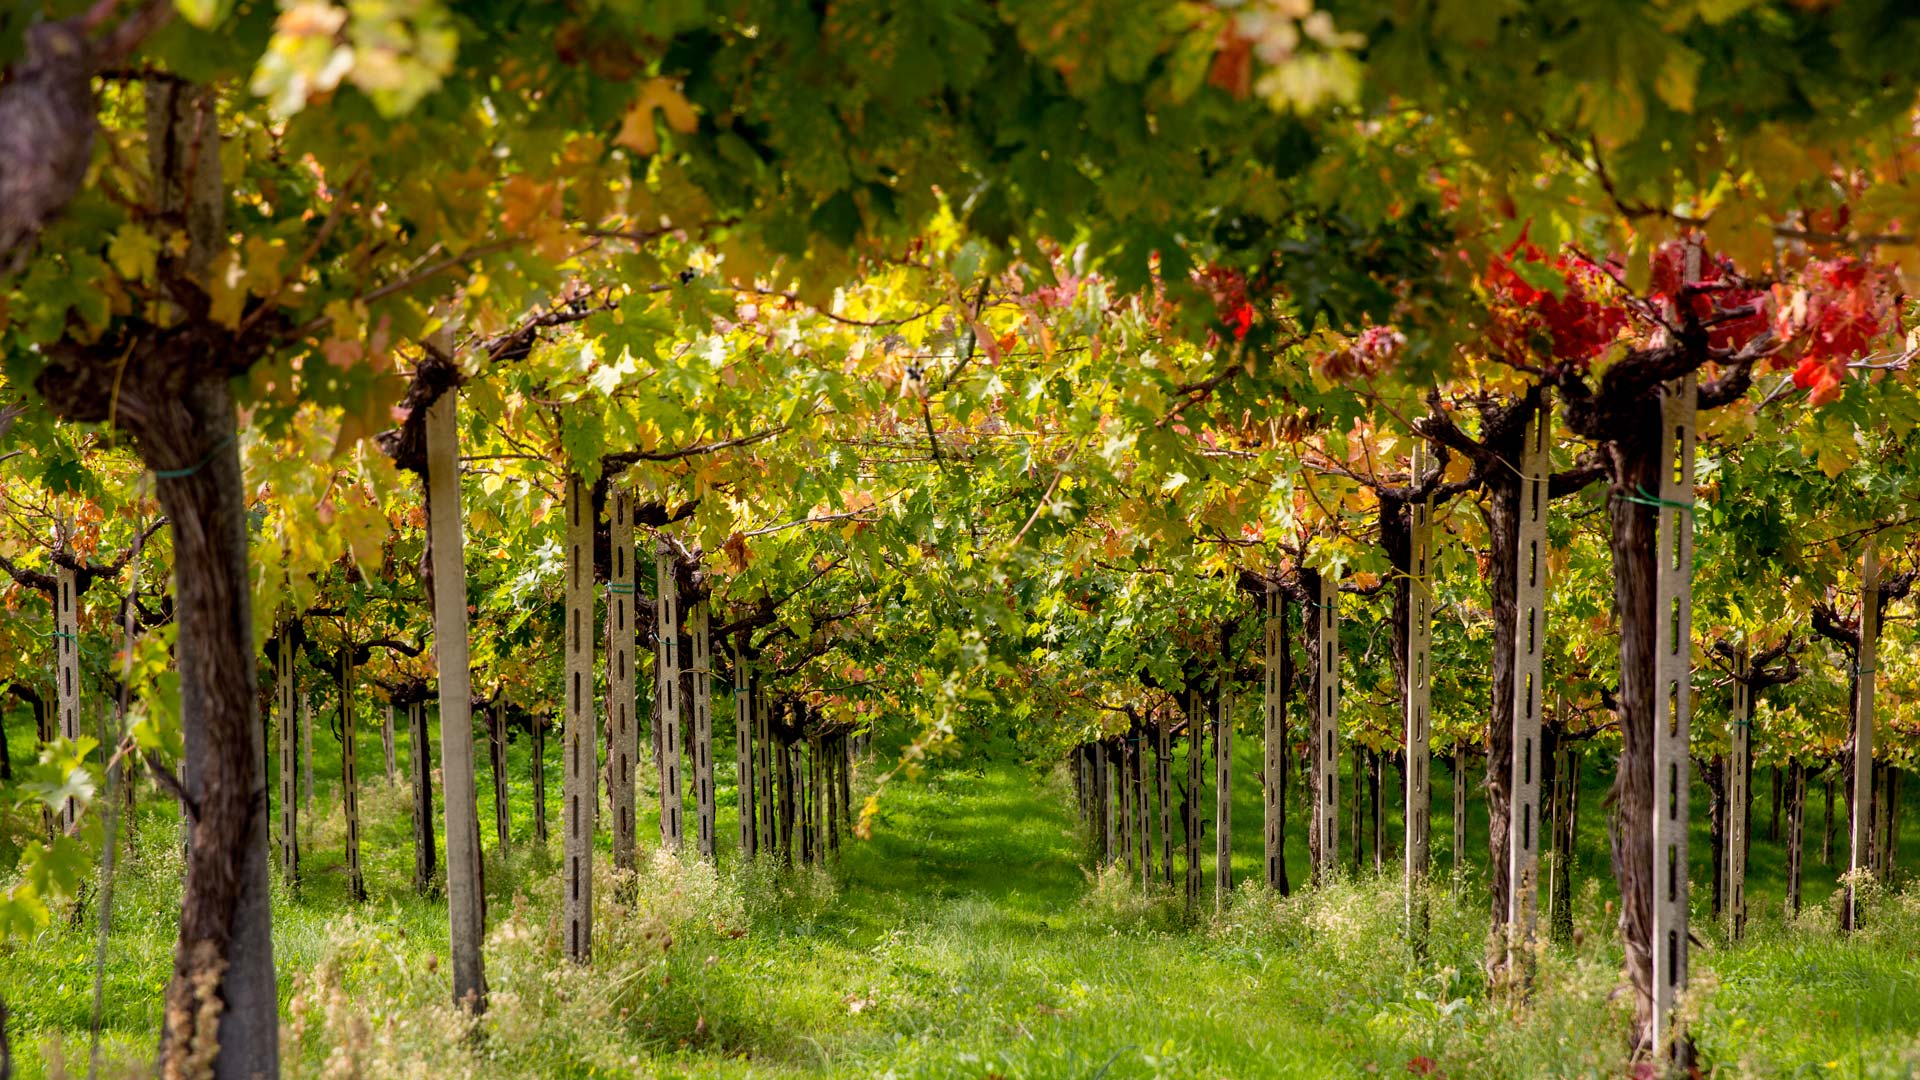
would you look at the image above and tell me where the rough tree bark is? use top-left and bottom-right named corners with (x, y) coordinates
top-left (1549, 742), bottom-right (1581, 945)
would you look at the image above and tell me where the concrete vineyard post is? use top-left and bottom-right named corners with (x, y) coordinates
top-left (489, 705), bottom-right (509, 848)
top-left (531, 711), bottom-right (548, 843)
top-left (654, 541), bottom-right (685, 851)
top-left (757, 687), bottom-right (775, 855)
top-left (826, 736), bottom-right (841, 855)
top-left (776, 731), bottom-right (794, 865)
top-left (1074, 746), bottom-right (1087, 824)
top-left (1508, 397), bottom-right (1549, 972)
top-left (409, 701), bottom-right (435, 893)
top-left (53, 566), bottom-right (79, 830)
top-left (275, 630), bottom-right (298, 883)
top-left (1407, 442), bottom-right (1435, 935)
top-left (691, 599), bottom-right (716, 862)
top-left (1134, 735), bottom-right (1149, 888)
top-left (1650, 375), bottom-right (1697, 1054)
top-left (839, 734), bottom-right (853, 833)
top-left (1351, 760), bottom-right (1364, 873)
top-left (1786, 760), bottom-right (1806, 914)
top-left (382, 703), bottom-right (396, 784)
top-left (563, 472), bottom-right (596, 963)
top-left (1453, 752), bottom-right (1468, 889)
top-left (1186, 694), bottom-right (1203, 908)
top-left (1120, 738), bottom-right (1135, 872)
top-left (1264, 585), bottom-right (1288, 892)
top-left (735, 639), bottom-right (755, 856)
top-left (1096, 741), bottom-right (1112, 865)
top-left (607, 492), bottom-right (638, 872)
top-left (1156, 721), bottom-right (1173, 887)
top-left (1371, 752), bottom-right (1384, 874)
top-left (301, 688), bottom-right (314, 823)
top-left (1314, 571), bottom-right (1341, 882)
top-left (1215, 687), bottom-right (1232, 910)
top-left (426, 387), bottom-right (486, 1005)
top-left (804, 737), bottom-right (819, 864)
top-left (1727, 645), bottom-right (1751, 939)
top-left (1847, 546), bottom-right (1880, 931)
top-left (339, 645), bottom-right (364, 902)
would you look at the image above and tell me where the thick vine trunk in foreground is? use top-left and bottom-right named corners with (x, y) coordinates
top-left (156, 376), bottom-right (278, 1079)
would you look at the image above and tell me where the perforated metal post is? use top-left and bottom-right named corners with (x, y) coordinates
top-left (382, 702), bottom-right (396, 783)
top-left (53, 566), bottom-right (80, 829)
top-left (51, 557), bottom-right (81, 818)
top-left (1407, 443), bottom-right (1435, 934)
top-left (736, 641), bottom-right (756, 856)
top-left (1263, 584), bottom-right (1287, 891)
top-left (1847, 546), bottom-right (1880, 931)
top-left (563, 472), bottom-right (596, 962)
top-left (1315, 571), bottom-right (1341, 881)
top-left (757, 684), bottom-right (775, 852)
top-left (1727, 644), bottom-right (1751, 940)
top-left (654, 540), bottom-right (684, 850)
top-left (607, 491), bottom-right (637, 871)
top-left (1509, 397), bottom-right (1550, 971)
top-left (1651, 375), bottom-right (1696, 1053)
top-left (691, 598), bottom-right (717, 862)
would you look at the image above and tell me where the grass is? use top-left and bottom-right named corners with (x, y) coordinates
top-left (4, 705), bottom-right (1920, 1078)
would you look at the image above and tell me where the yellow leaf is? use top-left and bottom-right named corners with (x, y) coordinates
top-left (206, 250), bottom-right (249, 329)
top-left (107, 225), bottom-right (159, 281)
top-left (1654, 47), bottom-right (1701, 113)
top-left (614, 78), bottom-right (699, 157)
top-left (244, 236), bottom-right (288, 298)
